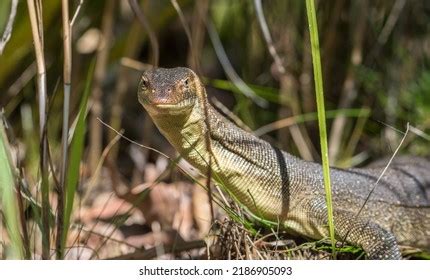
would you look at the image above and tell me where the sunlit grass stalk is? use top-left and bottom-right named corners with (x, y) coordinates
top-left (305, 0), bottom-right (336, 254)
top-left (57, 0), bottom-right (72, 259)
top-left (26, 0), bottom-right (50, 260)
top-left (0, 117), bottom-right (23, 259)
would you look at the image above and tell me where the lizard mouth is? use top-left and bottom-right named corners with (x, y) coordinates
top-left (151, 103), bottom-right (179, 108)
top-left (141, 97), bottom-right (195, 115)
top-left (142, 96), bottom-right (194, 107)
top-left (139, 89), bottom-right (194, 106)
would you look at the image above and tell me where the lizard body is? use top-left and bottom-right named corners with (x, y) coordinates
top-left (137, 67), bottom-right (430, 259)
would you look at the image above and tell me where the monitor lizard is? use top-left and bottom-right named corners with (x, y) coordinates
top-left (137, 67), bottom-right (430, 259)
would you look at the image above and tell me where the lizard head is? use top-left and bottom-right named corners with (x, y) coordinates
top-left (137, 67), bottom-right (209, 152)
top-left (138, 67), bottom-right (201, 115)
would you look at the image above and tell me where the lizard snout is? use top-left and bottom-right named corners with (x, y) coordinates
top-left (146, 87), bottom-right (176, 105)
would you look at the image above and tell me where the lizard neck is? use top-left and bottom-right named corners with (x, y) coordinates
top-left (150, 100), bottom-right (304, 220)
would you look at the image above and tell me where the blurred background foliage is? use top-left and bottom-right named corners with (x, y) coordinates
top-left (0, 0), bottom-right (430, 259)
top-left (0, 0), bottom-right (429, 171)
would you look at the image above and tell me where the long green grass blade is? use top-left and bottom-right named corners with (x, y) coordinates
top-left (305, 0), bottom-right (336, 254)
top-left (60, 61), bottom-right (95, 257)
top-left (0, 116), bottom-right (23, 259)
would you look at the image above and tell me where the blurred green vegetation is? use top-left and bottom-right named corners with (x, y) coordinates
top-left (1, 1), bottom-right (429, 163)
top-left (0, 0), bottom-right (429, 259)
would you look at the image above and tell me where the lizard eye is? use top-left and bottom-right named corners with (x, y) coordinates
top-left (183, 77), bottom-right (190, 88)
top-left (140, 77), bottom-right (149, 91)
